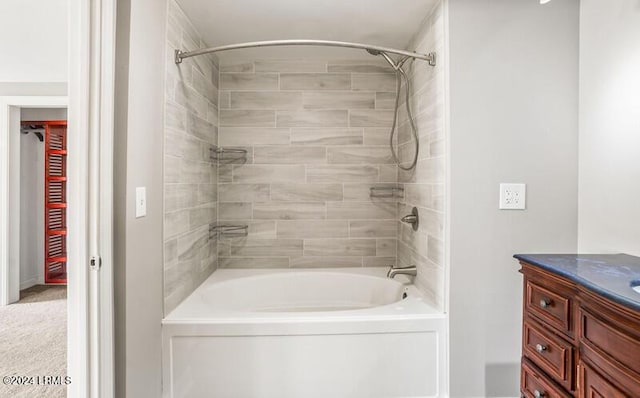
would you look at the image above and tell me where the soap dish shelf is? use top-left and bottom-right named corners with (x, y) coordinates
top-left (209, 145), bottom-right (248, 162)
top-left (209, 224), bottom-right (249, 239)
top-left (369, 186), bottom-right (404, 198)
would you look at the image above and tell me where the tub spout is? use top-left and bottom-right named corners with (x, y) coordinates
top-left (387, 265), bottom-right (417, 279)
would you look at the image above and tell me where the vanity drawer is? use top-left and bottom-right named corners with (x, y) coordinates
top-left (577, 361), bottom-right (626, 398)
top-left (523, 320), bottom-right (574, 391)
top-left (579, 308), bottom-right (640, 377)
top-left (521, 358), bottom-right (571, 398)
top-left (526, 280), bottom-right (573, 336)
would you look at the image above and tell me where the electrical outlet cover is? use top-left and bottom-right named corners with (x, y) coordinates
top-left (499, 183), bottom-right (526, 210)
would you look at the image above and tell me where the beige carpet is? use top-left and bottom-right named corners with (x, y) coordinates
top-left (0, 285), bottom-right (67, 398)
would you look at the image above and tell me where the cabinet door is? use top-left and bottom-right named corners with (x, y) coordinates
top-left (578, 361), bottom-right (627, 398)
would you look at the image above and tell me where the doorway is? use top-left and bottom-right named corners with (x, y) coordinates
top-left (21, 113), bottom-right (69, 286)
top-left (0, 104), bottom-right (69, 398)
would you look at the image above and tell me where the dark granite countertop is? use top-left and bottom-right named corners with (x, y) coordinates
top-left (513, 254), bottom-right (640, 312)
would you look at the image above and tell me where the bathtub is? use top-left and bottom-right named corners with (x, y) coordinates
top-left (162, 268), bottom-right (448, 398)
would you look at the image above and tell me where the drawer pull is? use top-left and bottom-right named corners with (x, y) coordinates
top-left (535, 343), bottom-right (547, 353)
top-left (539, 299), bottom-right (552, 308)
top-left (533, 390), bottom-right (545, 398)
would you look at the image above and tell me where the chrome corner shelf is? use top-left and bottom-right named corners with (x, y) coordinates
top-left (369, 186), bottom-right (404, 199)
top-left (209, 145), bottom-right (248, 163)
top-left (209, 224), bottom-right (249, 240)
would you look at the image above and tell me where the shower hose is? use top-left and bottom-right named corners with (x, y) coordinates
top-left (376, 53), bottom-right (420, 171)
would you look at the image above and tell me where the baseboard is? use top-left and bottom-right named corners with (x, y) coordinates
top-left (20, 277), bottom-right (38, 291)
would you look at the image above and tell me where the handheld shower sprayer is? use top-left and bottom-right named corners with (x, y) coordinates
top-left (366, 49), bottom-right (420, 171)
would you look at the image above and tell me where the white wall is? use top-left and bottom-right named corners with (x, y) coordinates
top-left (0, 0), bottom-right (69, 83)
top-left (114, 0), bottom-right (166, 395)
top-left (447, 0), bottom-right (579, 396)
top-left (21, 108), bottom-right (68, 121)
top-left (578, 0), bottom-right (640, 257)
top-left (19, 113), bottom-right (45, 288)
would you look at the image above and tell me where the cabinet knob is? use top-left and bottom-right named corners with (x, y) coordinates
top-left (535, 344), bottom-right (547, 353)
top-left (534, 390), bottom-right (545, 398)
top-left (539, 299), bottom-right (552, 308)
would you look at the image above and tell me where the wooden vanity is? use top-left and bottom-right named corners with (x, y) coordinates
top-left (515, 254), bottom-right (640, 398)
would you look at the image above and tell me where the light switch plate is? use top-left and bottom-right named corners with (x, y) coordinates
top-left (136, 187), bottom-right (147, 218)
top-left (499, 183), bottom-right (526, 210)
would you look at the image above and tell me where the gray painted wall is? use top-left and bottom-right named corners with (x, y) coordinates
top-left (578, 0), bottom-right (640, 257)
top-left (447, 0), bottom-right (579, 396)
top-left (114, 0), bottom-right (166, 395)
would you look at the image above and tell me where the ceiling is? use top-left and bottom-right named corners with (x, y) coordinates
top-left (176, 0), bottom-right (439, 63)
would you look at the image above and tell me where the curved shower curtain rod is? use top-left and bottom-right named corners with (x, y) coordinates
top-left (174, 39), bottom-right (437, 67)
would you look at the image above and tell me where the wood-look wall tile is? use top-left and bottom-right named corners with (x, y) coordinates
top-left (363, 256), bottom-right (396, 267)
top-left (187, 113), bottom-right (217, 142)
top-left (179, 158), bottom-right (211, 184)
top-left (375, 92), bottom-right (396, 109)
top-left (379, 165), bottom-right (398, 182)
top-left (189, 206), bottom-right (216, 229)
top-left (427, 236), bottom-right (444, 266)
top-left (376, 238), bottom-right (397, 257)
top-left (255, 60), bottom-right (327, 73)
top-left (166, 101), bottom-right (187, 131)
top-left (277, 220), bottom-right (348, 238)
top-left (198, 184), bottom-right (217, 205)
top-left (270, 183), bottom-right (343, 202)
top-left (192, 67), bottom-right (218, 105)
top-left (290, 256), bottom-right (363, 268)
top-left (164, 209), bottom-right (190, 238)
top-left (253, 146), bottom-right (326, 164)
top-left (350, 109), bottom-right (394, 127)
top-left (349, 220), bottom-right (397, 238)
top-left (233, 165), bottom-right (306, 183)
top-left (363, 128), bottom-right (392, 145)
top-left (291, 128), bottom-right (363, 146)
top-left (404, 184), bottom-right (434, 209)
top-left (218, 127), bottom-right (290, 146)
top-left (230, 239), bottom-right (303, 257)
top-left (218, 91), bottom-right (231, 109)
top-left (304, 239), bottom-right (376, 256)
top-left (164, 155), bottom-right (181, 183)
top-left (280, 73), bottom-right (350, 90)
top-left (165, 183), bottom-right (198, 213)
top-left (220, 73), bottom-right (279, 90)
top-left (219, 110), bottom-right (275, 127)
top-left (219, 257), bottom-right (289, 268)
top-left (277, 110), bottom-right (348, 127)
top-left (327, 61), bottom-right (391, 74)
top-left (306, 165), bottom-right (379, 183)
top-left (218, 165), bottom-right (233, 183)
top-left (220, 62), bottom-right (254, 73)
top-left (253, 202), bottom-right (326, 220)
top-left (327, 146), bottom-right (394, 164)
top-left (230, 91), bottom-right (302, 110)
top-left (218, 183), bottom-right (270, 202)
top-left (352, 73), bottom-right (396, 92)
top-left (343, 183), bottom-right (401, 201)
top-left (175, 83), bottom-right (208, 118)
top-left (326, 202), bottom-right (396, 220)
top-left (302, 92), bottom-right (374, 109)
top-left (218, 202), bottom-right (252, 220)
top-left (221, 220), bottom-right (277, 239)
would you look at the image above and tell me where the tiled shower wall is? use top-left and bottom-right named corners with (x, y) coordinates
top-left (163, 0), bottom-right (220, 314)
top-left (216, 58), bottom-right (400, 269)
top-left (396, 3), bottom-right (446, 310)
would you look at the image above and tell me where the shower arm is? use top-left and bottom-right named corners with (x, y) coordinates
top-left (174, 39), bottom-right (436, 66)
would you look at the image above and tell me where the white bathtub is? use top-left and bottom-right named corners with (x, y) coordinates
top-left (162, 268), bottom-right (448, 398)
